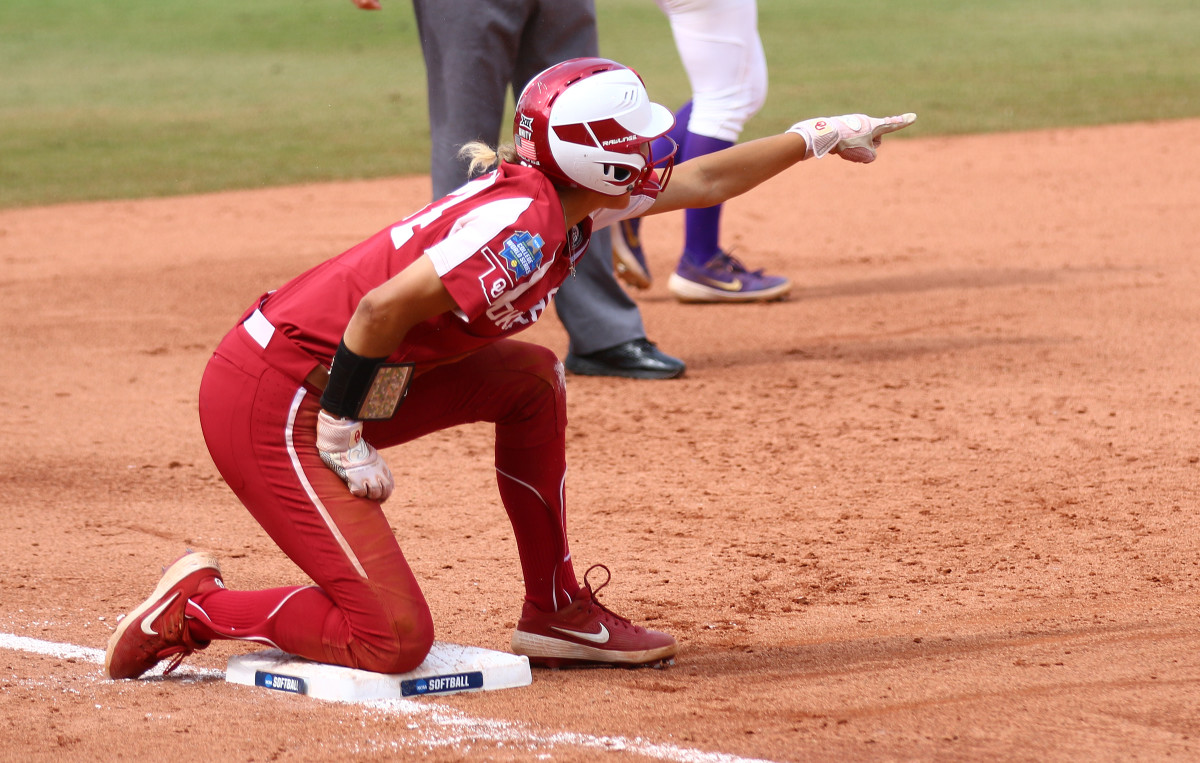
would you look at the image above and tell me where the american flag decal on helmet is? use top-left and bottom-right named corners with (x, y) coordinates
top-left (516, 114), bottom-right (538, 163)
top-left (516, 137), bottom-right (537, 163)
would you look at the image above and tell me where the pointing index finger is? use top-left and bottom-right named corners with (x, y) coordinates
top-left (872, 112), bottom-right (918, 137)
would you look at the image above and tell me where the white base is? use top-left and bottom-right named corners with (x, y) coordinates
top-left (226, 642), bottom-right (531, 701)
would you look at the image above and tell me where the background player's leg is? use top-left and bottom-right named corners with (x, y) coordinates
top-left (413, 0), bottom-right (523, 198)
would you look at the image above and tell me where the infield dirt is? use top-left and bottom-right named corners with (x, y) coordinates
top-left (2, 120), bottom-right (1198, 761)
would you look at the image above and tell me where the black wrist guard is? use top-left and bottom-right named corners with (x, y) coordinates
top-left (320, 339), bottom-right (414, 421)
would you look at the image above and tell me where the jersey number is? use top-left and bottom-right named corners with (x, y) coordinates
top-left (389, 172), bottom-right (501, 249)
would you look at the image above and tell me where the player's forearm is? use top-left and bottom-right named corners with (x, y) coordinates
top-left (652, 132), bottom-right (808, 213)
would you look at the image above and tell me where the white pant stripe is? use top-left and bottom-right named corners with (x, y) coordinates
top-left (285, 388), bottom-right (369, 579)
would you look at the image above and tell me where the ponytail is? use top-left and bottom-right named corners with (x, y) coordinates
top-left (459, 141), bottom-right (520, 179)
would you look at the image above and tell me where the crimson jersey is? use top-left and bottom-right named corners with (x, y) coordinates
top-left (253, 163), bottom-right (655, 368)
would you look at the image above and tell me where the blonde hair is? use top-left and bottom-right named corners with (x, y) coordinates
top-left (459, 141), bottom-right (520, 179)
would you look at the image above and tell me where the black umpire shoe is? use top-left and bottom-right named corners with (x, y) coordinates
top-left (564, 338), bottom-right (686, 380)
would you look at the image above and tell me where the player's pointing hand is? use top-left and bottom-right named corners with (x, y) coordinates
top-left (790, 113), bottom-right (918, 163)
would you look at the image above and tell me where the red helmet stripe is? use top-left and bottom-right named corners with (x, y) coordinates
top-left (551, 122), bottom-right (597, 148)
top-left (586, 117), bottom-right (646, 151)
top-left (513, 57), bottom-right (670, 195)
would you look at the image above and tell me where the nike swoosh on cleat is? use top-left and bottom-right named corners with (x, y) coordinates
top-left (550, 623), bottom-right (610, 644)
top-left (697, 276), bottom-right (743, 292)
top-left (140, 592), bottom-right (180, 637)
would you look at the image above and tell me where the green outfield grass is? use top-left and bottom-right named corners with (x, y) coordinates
top-left (1, 0), bottom-right (1196, 208)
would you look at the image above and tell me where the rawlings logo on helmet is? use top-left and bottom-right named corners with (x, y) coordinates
top-left (514, 57), bottom-right (676, 196)
top-left (602, 135), bottom-right (641, 147)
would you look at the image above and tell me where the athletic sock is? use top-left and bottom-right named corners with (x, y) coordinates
top-left (187, 583), bottom-right (433, 672)
top-left (192, 586), bottom-right (372, 668)
top-left (495, 442), bottom-right (580, 611)
top-left (679, 132), bottom-right (735, 267)
top-left (184, 583), bottom-right (316, 643)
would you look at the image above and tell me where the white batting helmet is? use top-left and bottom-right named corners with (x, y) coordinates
top-left (514, 57), bottom-right (676, 196)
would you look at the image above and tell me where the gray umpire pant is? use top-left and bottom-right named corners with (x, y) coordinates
top-left (412, 0), bottom-right (647, 355)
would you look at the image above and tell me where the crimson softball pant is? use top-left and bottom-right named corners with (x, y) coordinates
top-left (190, 325), bottom-right (578, 673)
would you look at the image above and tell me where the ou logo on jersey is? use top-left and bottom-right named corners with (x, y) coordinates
top-left (485, 289), bottom-right (558, 332)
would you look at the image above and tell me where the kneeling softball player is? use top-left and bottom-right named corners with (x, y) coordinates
top-left (105, 57), bottom-right (915, 678)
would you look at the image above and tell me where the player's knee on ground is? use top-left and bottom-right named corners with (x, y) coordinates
top-left (345, 607), bottom-right (436, 675)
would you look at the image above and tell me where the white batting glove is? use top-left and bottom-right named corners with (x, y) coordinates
top-left (316, 410), bottom-right (394, 501)
top-left (788, 113), bottom-right (917, 163)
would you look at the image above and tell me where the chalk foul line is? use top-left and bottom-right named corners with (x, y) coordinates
top-left (1, 632), bottom-right (778, 763)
